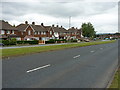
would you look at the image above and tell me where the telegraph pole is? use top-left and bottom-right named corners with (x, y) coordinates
top-left (69, 16), bottom-right (71, 29)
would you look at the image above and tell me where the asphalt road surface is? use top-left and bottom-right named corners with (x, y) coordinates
top-left (2, 42), bottom-right (118, 88)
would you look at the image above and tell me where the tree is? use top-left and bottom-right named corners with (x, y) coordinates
top-left (81, 22), bottom-right (96, 38)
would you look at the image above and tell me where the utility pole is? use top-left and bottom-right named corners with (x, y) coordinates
top-left (69, 16), bottom-right (71, 29)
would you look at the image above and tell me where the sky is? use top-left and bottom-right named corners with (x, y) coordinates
top-left (0, 0), bottom-right (119, 34)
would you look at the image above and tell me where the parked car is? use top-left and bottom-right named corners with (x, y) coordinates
top-left (84, 39), bottom-right (90, 42)
top-left (0, 43), bottom-right (5, 46)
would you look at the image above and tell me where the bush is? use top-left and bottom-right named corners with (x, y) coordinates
top-left (2, 40), bottom-right (16, 45)
top-left (71, 40), bottom-right (77, 42)
top-left (17, 40), bottom-right (39, 44)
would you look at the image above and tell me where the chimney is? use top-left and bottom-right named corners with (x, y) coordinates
top-left (56, 25), bottom-right (59, 27)
top-left (25, 21), bottom-right (28, 24)
top-left (72, 27), bottom-right (74, 29)
top-left (41, 23), bottom-right (44, 26)
top-left (52, 24), bottom-right (54, 27)
top-left (32, 22), bottom-right (35, 25)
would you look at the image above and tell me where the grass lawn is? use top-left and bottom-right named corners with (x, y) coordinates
top-left (1, 40), bottom-right (115, 58)
top-left (110, 68), bottom-right (120, 88)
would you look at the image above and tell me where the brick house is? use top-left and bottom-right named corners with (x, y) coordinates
top-left (68, 27), bottom-right (82, 40)
top-left (16, 21), bottom-right (52, 41)
top-left (0, 20), bottom-right (20, 40)
top-left (1, 20), bottom-right (83, 41)
top-left (51, 25), bottom-right (69, 39)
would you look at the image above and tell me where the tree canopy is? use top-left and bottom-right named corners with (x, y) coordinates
top-left (81, 22), bottom-right (96, 38)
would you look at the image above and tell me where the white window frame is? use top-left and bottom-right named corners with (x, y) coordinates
top-left (1, 30), bottom-right (5, 34)
top-left (34, 32), bottom-right (37, 35)
top-left (44, 32), bottom-right (46, 35)
top-left (38, 32), bottom-right (40, 35)
top-left (28, 30), bottom-right (31, 35)
top-left (50, 31), bottom-right (52, 35)
top-left (12, 30), bottom-right (15, 34)
top-left (7, 30), bottom-right (10, 34)
top-left (41, 32), bottom-right (44, 35)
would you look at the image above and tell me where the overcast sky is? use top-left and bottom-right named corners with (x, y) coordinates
top-left (0, 0), bottom-right (119, 34)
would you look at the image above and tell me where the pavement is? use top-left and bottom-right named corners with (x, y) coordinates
top-left (2, 42), bottom-right (118, 88)
top-left (0, 43), bottom-right (76, 49)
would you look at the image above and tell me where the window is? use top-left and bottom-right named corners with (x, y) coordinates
top-left (41, 32), bottom-right (44, 35)
top-left (44, 32), bottom-right (46, 35)
top-left (50, 31), bottom-right (52, 35)
top-left (21, 32), bottom-right (24, 35)
top-left (28, 30), bottom-right (31, 35)
top-left (7, 30), bottom-right (10, 34)
top-left (38, 32), bottom-right (40, 35)
top-left (34, 32), bottom-right (37, 35)
top-left (12, 30), bottom-right (14, 34)
top-left (1, 30), bottom-right (5, 34)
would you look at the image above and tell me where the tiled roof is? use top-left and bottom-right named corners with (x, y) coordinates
top-left (16, 24), bottom-right (48, 32)
top-left (0, 20), bottom-right (18, 30)
top-left (31, 25), bottom-right (48, 32)
top-left (68, 27), bottom-right (81, 33)
top-left (52, 27), bottom-right (68, 33)
top-left (16, 24), bottom-right (29, 31)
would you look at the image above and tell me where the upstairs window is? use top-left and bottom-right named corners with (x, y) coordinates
top-left (38, 32), bottom-right (39, 35)
top-left (34, 32), bottom-right (37, 35)
top-left (44, 32), bottom-right (46, 35)
top-left (50, 31), bottom-right (52, 35)
top-left (28, 30), bottom-right (31, 35)
top-left (12, 30), bottom-right (14, 34)
top-left (7, 30), bottom-right (10, 34)
top-left (41, 32), bottom-right (44, 35)
top-left (1, 30), bottom-right (5, 34)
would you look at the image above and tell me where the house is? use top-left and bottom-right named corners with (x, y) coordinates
top-left (16, 21), bottom-right (52, 41)
top-left (0, 20), bottom-right (83, 42)
top-left (51, 25), bottom-right (69, 39)
top-left (68, 27), bottom-right (82, 40)
top-left (0, 20), bottom-right (20, 40)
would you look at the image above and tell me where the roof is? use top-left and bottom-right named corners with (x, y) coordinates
top-left (16, 24), bottom-right (29, 31)
top-left (0, 20), bottom-right (18, 30)
top-left (52, 27), bottom-right (68, 33)
top-left (16, 23), bottom-right (48, 32)
top-left (68, 27), bottom-right (81, 33)
top-left (31, 25), bottom-right (48, 32)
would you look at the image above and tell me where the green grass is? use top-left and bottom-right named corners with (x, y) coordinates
top-left (110, 68), bottom-right (120, 88)
top-left (1, 40), bottom-right (115, 58)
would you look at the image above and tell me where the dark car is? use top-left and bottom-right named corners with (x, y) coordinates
top-left (0, 43), bottom-right (5, 46)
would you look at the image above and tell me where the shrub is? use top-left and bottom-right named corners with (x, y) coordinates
top-left (17, 40), bottom-right (39, 44)
top-left (2, 40), bottom-right (16, 45)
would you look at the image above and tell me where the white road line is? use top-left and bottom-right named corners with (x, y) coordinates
top-left (90, 51), bottom-right (95, 53)
top-left (73, 55), bottom-right (80, 58)
top-left (27, 64), bottom-right (51, 73)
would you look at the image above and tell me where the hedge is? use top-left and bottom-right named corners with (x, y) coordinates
top-left (16, 40), bottom-right (39, 44)
top-left (2, 40), bottom-right (16, 45)
top-left (45, 39), bottom-right (67, 44)
top-left (1, 40), bottom-right (39, 45)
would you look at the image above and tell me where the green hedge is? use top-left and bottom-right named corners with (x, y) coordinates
top-left (17, 40), bottom-right (39, 44)
top-left (2, 40), bottom-right (16, 45)
top-left (1, 40), bottom-right (39, 45)
top-left (45, 39), bottom-right (67, 44)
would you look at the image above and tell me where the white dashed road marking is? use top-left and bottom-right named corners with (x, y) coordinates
top-left (27, 64), bottom-right (51, 73)
top-left (90, 51), bottom-right (95, 53)
top-left (73, 55), bottom-right (80, 58)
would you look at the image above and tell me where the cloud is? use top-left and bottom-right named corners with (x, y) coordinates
top-left (1, 1), bottom-right (118, 33)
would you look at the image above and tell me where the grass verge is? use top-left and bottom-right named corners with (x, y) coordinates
top-left (109, 68), bottom-right (120, 88)
top-left (1, 40), bottom-right (115, 58)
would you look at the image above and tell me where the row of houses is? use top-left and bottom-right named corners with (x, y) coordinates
top-left (0, 20), bottom-right (83, 41)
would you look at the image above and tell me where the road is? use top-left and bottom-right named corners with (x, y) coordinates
top-left (2, 42), bottom-right (118, 88)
